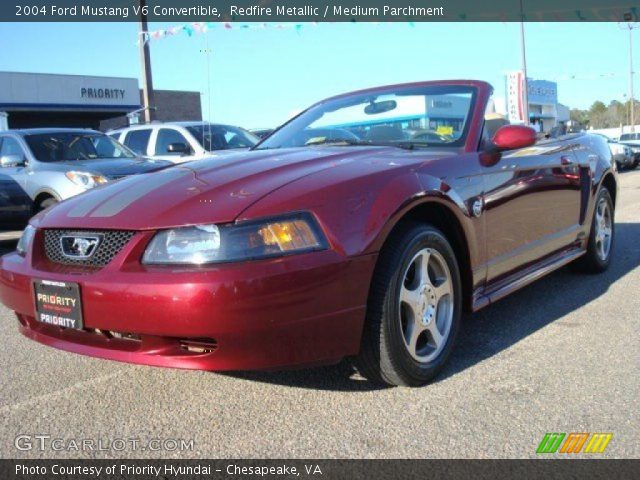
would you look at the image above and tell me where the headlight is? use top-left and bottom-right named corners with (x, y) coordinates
top-left (142, 213), bottom-right (327, 265)
top-left (16, 225), bottom-right (36, 257)
top-left (65, 171), bottom-right (108, 188)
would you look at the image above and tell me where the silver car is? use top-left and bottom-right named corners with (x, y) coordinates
top-left (0, 128), bottom-right (171, 227)
top-left (592, 133), bottom-right (637, 170)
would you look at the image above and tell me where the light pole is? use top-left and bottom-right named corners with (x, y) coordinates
top-left (138, 0), bottom-right (154, 123)
top-left (623, 93), bottom-right (630, 127)
top-left (629, 24), bottom-right (635, 132)
top-left (519, 0), bottom-right (530, 126)
top-left (620, 17), bottom-right (639, 132)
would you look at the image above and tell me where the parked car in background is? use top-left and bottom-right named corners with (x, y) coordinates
top-left (289, 127), bottom-right (361, 146)
top-left (1, 81), bottom-right (618, 387)
top-left (109, 122), bottom-right (260, 163)
top-left (617, 132), bottom-right (640, 168)
top-left (593, 133), bottom-right (636, 170)
top-left (0, 128), bottom-right (171, 227)
top-left (250, 128), bottom-right (275, 139)
top-left (409, 129), bottom-right (452, 143)
top-left (0, 169), bottom-right (31, 230)
top-left (619, 132), bottom-right (640, 147)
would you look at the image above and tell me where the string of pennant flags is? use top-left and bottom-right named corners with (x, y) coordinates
top-left (138, 22), bottom-right (314, 44)
top-left (138, 6), bottom-right (640, 44)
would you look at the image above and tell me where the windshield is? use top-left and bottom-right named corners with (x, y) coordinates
top-left (256, 85), bottom-right (476, 150)
top-left (25, 132), bottom-right (135, 162)
top-left (186, 124), bottom-right (259, 151)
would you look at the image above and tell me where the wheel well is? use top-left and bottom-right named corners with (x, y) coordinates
top-left (33, 192), bottom-right (55, 212)
top-left (601, 173), bottom-right (617, 206)
top-left (391, 202), bottom-right (473, 312)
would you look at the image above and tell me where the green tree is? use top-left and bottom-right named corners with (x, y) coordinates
top-left (590, 101), bottom-right (607, 115)
top-left (570, 108), bottom-right (589, 128)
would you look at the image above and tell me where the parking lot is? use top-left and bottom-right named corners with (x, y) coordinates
top-left (1, 170), bottom-right (639, 459)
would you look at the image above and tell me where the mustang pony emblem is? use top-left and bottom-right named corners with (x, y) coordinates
top-left (60, 235), bottom-right (102, 259)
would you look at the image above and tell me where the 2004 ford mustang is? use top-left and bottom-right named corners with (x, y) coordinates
top-left (0, 81), bottom-right (617, 386)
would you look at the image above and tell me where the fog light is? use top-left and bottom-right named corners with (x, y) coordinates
top-left (179, 338), bottom-right (218, 354)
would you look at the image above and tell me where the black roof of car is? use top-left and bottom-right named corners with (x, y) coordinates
top-left (9, 128), bottom-right (101, 135)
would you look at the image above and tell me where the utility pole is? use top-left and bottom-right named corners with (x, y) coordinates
top-left (629, 25), bottom-right (635, 132)
top-left (200, 35), bottom-right (213, 147)
top-left (138, 0), bottom-right (154, 123)
top-left (200, 34), bottom-right (213, 123)
top-left (621, 16), bottom-right (639, 132)
top-left (519, 0), bottom-right (530, 126)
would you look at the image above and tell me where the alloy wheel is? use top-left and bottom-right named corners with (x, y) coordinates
top-left (398, 248), bottom-right (454, 363)
top-left (594, 197), bottom-right (613, 261)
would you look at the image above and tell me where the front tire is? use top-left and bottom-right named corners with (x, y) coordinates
top-left (354, 223), bottom-right (462, 387)
top-left (575, 187), bottom-right (614, 273)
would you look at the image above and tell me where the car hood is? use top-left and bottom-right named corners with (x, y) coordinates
top-left (35, 146), bottom-right (419, 230)
top-left (49, 157), bottom-right (172, 178)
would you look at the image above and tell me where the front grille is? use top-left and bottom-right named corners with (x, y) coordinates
top-left (43, 229), bottom-right (135, 267)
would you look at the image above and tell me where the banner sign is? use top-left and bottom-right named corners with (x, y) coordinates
top-left (506, 71), bottom-right (526, 124)
top-left (527, 79), bottom-right (558, 105)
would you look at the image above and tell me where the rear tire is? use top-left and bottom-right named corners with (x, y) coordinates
top-left (575, 187), bottom-right (614, 273)
top-left (354, 223), bottom-right (462, 387)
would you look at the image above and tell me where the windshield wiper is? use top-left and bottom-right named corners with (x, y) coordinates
top-left (391, 141), bottom-right (438, 150)
top-left (305, 138), bottom-right (374, 147)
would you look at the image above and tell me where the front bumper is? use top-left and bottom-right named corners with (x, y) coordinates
top-left (0, 232), bottom-right (376, 370)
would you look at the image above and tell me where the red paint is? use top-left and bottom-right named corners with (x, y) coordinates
top-left (0, 80), bottom-right (617, 371)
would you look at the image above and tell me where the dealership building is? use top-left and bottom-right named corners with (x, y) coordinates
top-left (0, 71), bottom-right (202, 131)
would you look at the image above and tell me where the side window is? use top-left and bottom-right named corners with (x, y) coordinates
top-left (155, 129), bottom-right (190, 155)
top-left (0, 137), bottom-right (25, 158)
top-left (108, 132), bottom-right (121, 141)
top-left (123, 129), bottom-right (152, 155)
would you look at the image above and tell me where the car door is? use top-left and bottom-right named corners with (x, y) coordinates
top-left (0, 136), bottom-right (32, 228)
top-left (152, 128), bottom-right (199, 163)
top-left (481, 136), bottom-right (583, 283)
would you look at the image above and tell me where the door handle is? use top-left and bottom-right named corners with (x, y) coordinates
top-left (560, 155), bottom-right (574, 166)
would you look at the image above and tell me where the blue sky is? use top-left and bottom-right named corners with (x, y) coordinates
top-left (0, 22), bottom-right (633, 128)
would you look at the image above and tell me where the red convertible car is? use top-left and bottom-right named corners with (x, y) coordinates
top-left (0, 81), bottom-right (617, 386)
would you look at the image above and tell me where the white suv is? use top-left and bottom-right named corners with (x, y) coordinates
top-left (108, 121), bottom-right (260, 164)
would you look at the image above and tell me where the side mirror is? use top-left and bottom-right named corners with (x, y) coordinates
top-left (167, 142), bottom-right (189, 155)
top-left (0, 154), bottom-right (25, 168)
top-left (491, 125), bottom-right (537, 151)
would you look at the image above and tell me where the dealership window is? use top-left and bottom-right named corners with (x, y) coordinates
top-left (123, 129), bottom-right (152, 155)
top-left (155, 129), bottom-right (190, 155)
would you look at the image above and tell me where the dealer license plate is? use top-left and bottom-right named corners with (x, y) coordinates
top-left (34, 280), bottom-right (84, 330)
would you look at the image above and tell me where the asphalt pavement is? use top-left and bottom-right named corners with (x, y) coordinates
top-left (1, 170), bottom-right (639, 459)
